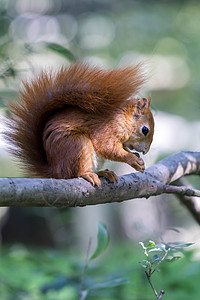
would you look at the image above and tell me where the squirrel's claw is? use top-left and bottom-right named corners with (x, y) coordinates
top-left (81, 172), bottom-right (101, 187)
top-left (134, 157), bottom-right (145, 173)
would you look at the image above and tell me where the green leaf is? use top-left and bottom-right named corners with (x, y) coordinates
top-left (90, 223), bottom-right (109, 260)
top-left (147, 240), bottom-right (155, 248)
top-left (148, 243), bottom-right (167, 253)
top-left (151, 254), bottom-right (162, 264)
top-left (165, 256), bottom-right (181, 263)
top-left (45, 43), bottom-right (76, 61)
top-left (155, 267), bottom-right (160, 272)
top-left (173, 243), bottom-right (193, 249)
top-left (139, 260), bottom-right (151, 269)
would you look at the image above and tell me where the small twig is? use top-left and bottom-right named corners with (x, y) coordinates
top-left (145, 250), bottom-right (168, 299)
top-left (145, 271), bottom-right (158, 298)
top-left (157, 290), bottom-right (165, 299)
top-left (145, 271), bottom-right (165, 300)
top-left (164, 185), bottom-right (200, 197)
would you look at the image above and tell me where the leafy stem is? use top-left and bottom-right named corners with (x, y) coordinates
top-left (144, 252), bottom-right (167, 299)
top-left (139, 240), bottom-right (193, 299)
top-left (151, 249), bottom-right (169, 275)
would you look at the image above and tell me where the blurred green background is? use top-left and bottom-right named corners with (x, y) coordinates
top-left (0, 0), bottom-right (200, 299)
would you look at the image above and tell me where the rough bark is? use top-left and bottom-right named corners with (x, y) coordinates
top-left (0, 151), bottom-right (199, 209)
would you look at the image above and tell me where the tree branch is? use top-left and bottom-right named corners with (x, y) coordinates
top-left (172, 178), bottom-right (200, 224)
top-left (0, 151), bottom-right (199, 207)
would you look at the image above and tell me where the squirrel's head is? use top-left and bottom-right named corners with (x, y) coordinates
top-left (123, 95), bottom-right (154, 155)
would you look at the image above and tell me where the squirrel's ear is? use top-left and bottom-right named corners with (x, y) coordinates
top-left (147, 95), bottom-right (151, 107)
top-left (137, 95), bottom-right (151, 114)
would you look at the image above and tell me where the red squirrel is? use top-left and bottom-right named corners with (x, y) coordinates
top-left (5, 63), bottom-right (154, 186)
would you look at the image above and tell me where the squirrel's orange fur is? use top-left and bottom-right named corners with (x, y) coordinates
top-left (5, 63), bottom-right (154, 186)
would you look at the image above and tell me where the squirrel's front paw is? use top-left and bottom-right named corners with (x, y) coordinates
top-left (130, 154), bottom-right (145, 173)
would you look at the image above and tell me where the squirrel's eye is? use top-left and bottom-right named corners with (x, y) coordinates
top-left (142, 126), bottom-right (149, 136)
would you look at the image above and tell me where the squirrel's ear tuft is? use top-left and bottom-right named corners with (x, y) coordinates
top-left (137, 95), bottom-right (151, 113)
top-left (147, 95), bottom-right (151, 106)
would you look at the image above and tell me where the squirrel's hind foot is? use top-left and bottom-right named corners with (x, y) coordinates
top-left (81, 172), bottom-right (101, 187)
top-left (97, 169), bottom-right (119, 183)
top-left (80, 169), bottom-right (119, 186)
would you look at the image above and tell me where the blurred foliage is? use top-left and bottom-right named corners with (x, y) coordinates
top-left (45, 43), bottom-right (76, 61)
top-left (0, 242), bottom-right (200, 299)
top-left (0, 159), bottom-right (23, 177)
top-left (0, 0), bottom-right (199, 119)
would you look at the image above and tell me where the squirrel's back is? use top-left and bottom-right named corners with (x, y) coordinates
top-left (4, 62), bottom-right (145, 178)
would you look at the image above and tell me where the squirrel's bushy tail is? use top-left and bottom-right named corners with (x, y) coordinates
top-left (4, 62), bottom-right (145, 177)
